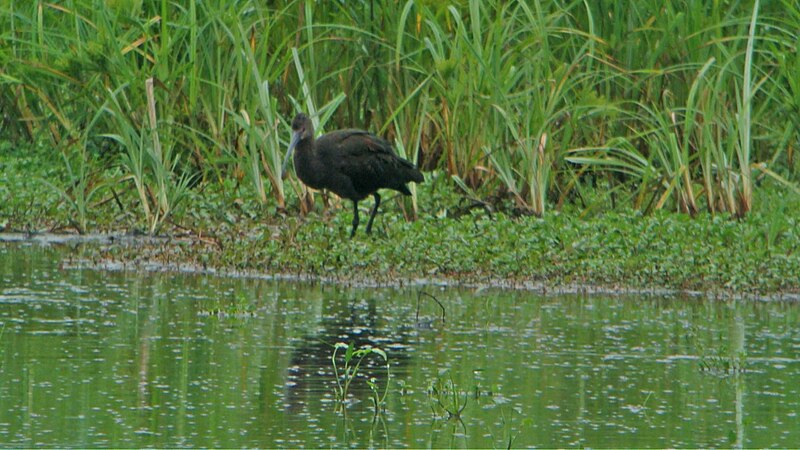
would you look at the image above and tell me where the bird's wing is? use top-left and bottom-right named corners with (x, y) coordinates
top-left (325, 130), bottom-right (395, 156)
top-left (318, 130), bottom-right (395, 169)
top-left (317, 130), bottom-right (421, 192)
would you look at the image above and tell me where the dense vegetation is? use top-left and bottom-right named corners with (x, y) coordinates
top-left (2, 0), bottom-right (799, 235)
top-left (78, 201), bottom-right (797, 296)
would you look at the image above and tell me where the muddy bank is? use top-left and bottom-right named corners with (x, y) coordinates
top-left (4, 232), bottom-right (799, 302)
top-left (0, 232), bottom-right (174, 246)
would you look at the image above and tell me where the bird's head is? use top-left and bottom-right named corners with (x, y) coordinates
top-left (282, 113), bottom-right (314, 179)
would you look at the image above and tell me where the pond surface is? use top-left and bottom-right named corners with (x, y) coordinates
top-left (1, 243), bottom-right (799, 448)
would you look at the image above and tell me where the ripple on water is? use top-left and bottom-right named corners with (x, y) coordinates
top-left (2, 244), bottom-right (800, 448)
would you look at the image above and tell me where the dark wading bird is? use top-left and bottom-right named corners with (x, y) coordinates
top-left (281, 113), bottom-right (424, 237)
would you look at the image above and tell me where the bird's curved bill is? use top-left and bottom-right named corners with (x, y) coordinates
top-left (281, 131), bottom-right (301, 179)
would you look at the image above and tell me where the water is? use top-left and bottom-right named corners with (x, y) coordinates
top-left (1, 243), bottom-right (799, 447)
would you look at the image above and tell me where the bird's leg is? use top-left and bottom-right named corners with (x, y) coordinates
top-left (365, 193), bottom-right (381, 235)
top-left (350, 201), bottom-right (359, 238)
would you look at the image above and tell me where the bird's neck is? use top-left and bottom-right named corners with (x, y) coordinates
top-left (294, 142), bottom-right (324, 189)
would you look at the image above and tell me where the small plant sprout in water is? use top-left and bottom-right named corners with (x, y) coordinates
top-left (699, 347), bottom-right (747, 376)
top-left (331, 342), bottom-right (390, 417)
top-left (427, 370), bottom-right (468, 421)
top-left (487, 404), bottom-right (526, 450)
top-left (197, 292), bottom-right (256, 318)
top-left (416, 291), bottom-right (446, 328)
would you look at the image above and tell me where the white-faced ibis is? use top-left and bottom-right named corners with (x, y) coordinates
top-left (281, 113), bottom-right (423, 237)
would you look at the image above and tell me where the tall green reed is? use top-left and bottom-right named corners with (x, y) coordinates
top-left (102, 79), bottom-right (195, 234)
top-left (3, 0), bottom-right (798, 230)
